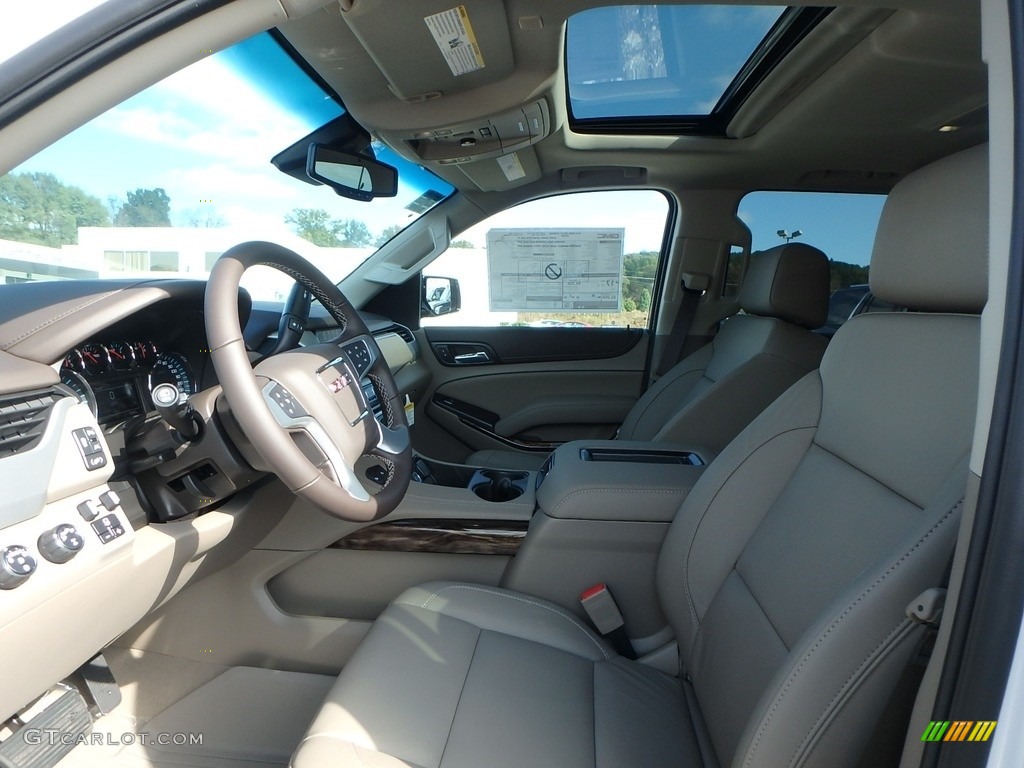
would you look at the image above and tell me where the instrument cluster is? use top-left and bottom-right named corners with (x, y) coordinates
top-left (61, 341), bottom-right (197, 426)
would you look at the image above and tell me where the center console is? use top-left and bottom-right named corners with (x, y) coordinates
top-left (500, 439), bottom-right (713, 657)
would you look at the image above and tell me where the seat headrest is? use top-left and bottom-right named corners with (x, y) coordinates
top-left (870, 143), bottom-right (988, 313)
top-left (739, 243), bottom-right (829, 329)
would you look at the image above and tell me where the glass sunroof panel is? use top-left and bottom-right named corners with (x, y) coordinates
top-left (566, 5), bottom-right (787, 119)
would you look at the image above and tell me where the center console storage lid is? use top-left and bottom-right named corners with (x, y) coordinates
top-left (537, 440), bottom-right (712, 523)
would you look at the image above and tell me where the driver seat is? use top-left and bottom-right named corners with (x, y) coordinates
top-left (290, 143), bottom-right (987, 768)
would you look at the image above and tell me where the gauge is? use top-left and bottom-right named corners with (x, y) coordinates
top-left (60, 369), bottom-right (98, 418)
top-left (134, 341), bottom-right (158, 368)
top-left (150, 352), bottom-right (196, 404)
top-left (107, 341), bottom-right (136, 371)
top-left (63, 349), bottom-right (85, 373)
top-left (80, 343), bottom-right (110, 377)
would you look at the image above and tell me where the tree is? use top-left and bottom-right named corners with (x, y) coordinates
top-left (338, 218), bottom-right (372, 247)
top-left (285, 209), bottom-right (374, 247)
top-left (828, 259), bottom-right (869, 290)
top-left (114, 188), bottom-right (171, 226)
top-left (451, 239), bottom-right (475, 248)
top-left (181, 205), bottom-right (225, 228)
top-left (638, 287), bottom-right (652, 312)
top-left (376, 224), bottom-right (404, 247)
top-left (621, 251), bottom-right (658, 310)
top-left (0, 171), bottom-right (108, 246)
top-left (285, 208), bottom-right (342, 246)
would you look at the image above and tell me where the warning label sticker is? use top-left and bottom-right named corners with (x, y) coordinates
top-left (424, 6), bottom-right (485, 76)
top-left (486, 229), bottom-right (625, 312)
top-left (496, 153), bottom-right (526, 181)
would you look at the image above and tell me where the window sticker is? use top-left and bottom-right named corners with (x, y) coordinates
top-left (486, 228), bottom-right (624, 311)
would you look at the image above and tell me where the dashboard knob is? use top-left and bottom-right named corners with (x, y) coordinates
top-left (37, 524), bottom-right (85, 564)
top-left (0, 545), bottom-right (37, 589)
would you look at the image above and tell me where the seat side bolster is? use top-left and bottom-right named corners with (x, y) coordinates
top-left (651, 351), bottom-right (822, 452)
top-left (619, 342), bottom-right (715, 441)
top-left (395, 582), bottom-right (613, 662)
top-left (734, 474), bottom-right (966, 768)
top-left (658, 372), bottom-right (824, 662)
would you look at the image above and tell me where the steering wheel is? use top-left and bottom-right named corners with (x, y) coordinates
top-left (205, 241), bottom-right (411, 521)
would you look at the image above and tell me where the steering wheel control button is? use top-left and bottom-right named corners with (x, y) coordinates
top-left (72, 427), bottom-right (107, 470)
top-left (268, 384), bottom-right (307, 419)
top-left (151, 382), bottom-right (180, 408)
top-left (38, 525), bottom-right (85, 564)
top-left (99, 490), bottom-right (121, 511)
top-left (343, 340), bottom-right (372, 375)
top-left (77, 500), bottom-right (99, 522)
top-left (0, 545), bottom-right (37, 589)
top-left (91, 514), bottom-right (125, 545)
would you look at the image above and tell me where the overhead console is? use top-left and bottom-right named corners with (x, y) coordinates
top-left (402, 100), bottom-right (549, 166)
top-left (335, 0), bottom-right (551, 188)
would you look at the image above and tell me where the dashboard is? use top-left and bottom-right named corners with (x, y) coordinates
top-left (0, 276), bottom-right (428, 723)
top-left (61, 341), bottom-right (197, 427)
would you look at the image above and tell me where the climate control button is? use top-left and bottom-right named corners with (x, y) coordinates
top-left (0, 545), bottom-right (37, 589)
top-left (38, 525), bottom-right (85, 564)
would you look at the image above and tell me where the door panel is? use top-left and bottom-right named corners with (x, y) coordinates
top-left (416, 326), bottom-right (649, 461)
top-left (425, 326), bottom-right (644, 365)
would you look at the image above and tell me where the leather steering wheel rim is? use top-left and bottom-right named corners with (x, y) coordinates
top-left (205, 241), bottom-right (411, 521)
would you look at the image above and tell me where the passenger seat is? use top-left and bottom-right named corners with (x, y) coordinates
top-left (467, 242), bottom-right (830, 470)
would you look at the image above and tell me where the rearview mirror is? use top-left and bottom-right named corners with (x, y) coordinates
top-left (422, 276), bottom-right (461, 317)
top-left (306, 144), bottom-right (398, 202)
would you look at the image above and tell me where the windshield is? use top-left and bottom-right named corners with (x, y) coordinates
top-left (0, 32), bottom-right (453, 300)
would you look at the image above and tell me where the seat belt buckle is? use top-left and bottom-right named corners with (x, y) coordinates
top-left (580, 583), bottom-right (625, 635)
top-left (580, 584), bottom-right (637, 659)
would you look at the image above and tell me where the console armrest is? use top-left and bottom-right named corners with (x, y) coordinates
top-left (537, 440), bottom-right (713, 522)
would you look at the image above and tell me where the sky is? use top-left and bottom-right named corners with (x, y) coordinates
top-left (739, 192), bottom-right (884, 266)
top-left (6, 20), bottom-right (883, 269)
top-left (12, 34), bottom-right (450, 244)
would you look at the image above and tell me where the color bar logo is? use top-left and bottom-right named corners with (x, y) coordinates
top-left (921, 721), bottom-right (997, 742)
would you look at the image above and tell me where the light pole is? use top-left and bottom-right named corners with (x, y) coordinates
top-left (777, 229), bottom-right (803, 243)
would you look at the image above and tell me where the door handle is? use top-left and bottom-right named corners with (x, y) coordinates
top-left (454, 350), bottom-right (492, 364)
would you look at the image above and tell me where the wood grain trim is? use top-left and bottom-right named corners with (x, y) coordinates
top-left (331, 518), bottom-right (528, 556)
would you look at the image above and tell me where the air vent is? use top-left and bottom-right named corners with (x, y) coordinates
top-left (0, 389), bottom-right (65, 459)
top-left (382, 324), bottom-right (415, 344)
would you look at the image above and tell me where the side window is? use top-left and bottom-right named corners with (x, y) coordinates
top-left (738, 191), bottom-right (885, 333)
top-left (421, 190), bottom-right (671, 329)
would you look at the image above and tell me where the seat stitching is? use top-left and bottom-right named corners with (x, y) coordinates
top-left (437, 628), bottom-right (482, 768)
top-left (790, 619), bottom-right (913, 768)
top-left (1, 290), bottom-right (127, 349)
top-left (419, 584), bottom-right (611, 660)
top-left (682, 423), bottom-right (819, 629)
top-left (741, 501), bottom-right (960, 768)
top-left (809, 438), bottom-right (921, 508)
top-left (733, 567), bottom-right (790, 652)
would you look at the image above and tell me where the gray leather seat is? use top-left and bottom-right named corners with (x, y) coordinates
top-left (468, 243), bottom-right (829, 471)
top-left (291, 143), bottom-right (987, 768)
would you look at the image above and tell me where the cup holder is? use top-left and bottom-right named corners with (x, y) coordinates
top-left (469, 469), bottom-right (530, 502)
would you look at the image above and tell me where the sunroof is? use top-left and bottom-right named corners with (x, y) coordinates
top-left (566, 5), bottom-right (791, 124)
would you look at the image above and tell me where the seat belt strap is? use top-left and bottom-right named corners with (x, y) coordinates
top-left (580, 583), bottom-right (636, 659)
top-left (656, 283), bottom-right (703, 377)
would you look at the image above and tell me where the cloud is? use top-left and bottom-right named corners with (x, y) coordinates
top-left (94, 56), bottom-right (310, 171)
